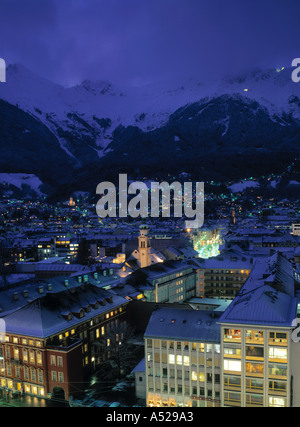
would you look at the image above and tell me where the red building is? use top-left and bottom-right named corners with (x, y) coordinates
top-left (0, 282), bottom-right (128, 400)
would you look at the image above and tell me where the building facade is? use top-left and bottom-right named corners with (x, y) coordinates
top-left (0, 282), bottom-right (129, 400)
top-left (144, 307), bottom-right (221, 407)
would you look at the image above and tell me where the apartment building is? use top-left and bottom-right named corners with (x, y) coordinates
top-left (126, 260), bottom-right (197, 303)
top-left (141, 251), bottom-right (300, 408)
top-left (144, 307), bottom-right (221, 407)
top-left (219, 252), bottom-right (300, 407)
top-left (0, 282), bottom-right (129, 400)
top-left (190, 248), bottom-right (253, 299)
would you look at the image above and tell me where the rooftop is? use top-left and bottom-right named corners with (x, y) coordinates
top-left (144, 306), bottom-right (220, 343)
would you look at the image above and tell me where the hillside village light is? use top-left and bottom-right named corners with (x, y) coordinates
top-left (96, 174), bottom-right (204, 229)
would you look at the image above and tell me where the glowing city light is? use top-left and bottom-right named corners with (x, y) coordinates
top-left (193, 229), bottom-right (221, 259)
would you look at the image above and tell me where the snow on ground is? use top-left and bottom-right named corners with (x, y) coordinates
top-left (0, 173), bottom-right (44, 195)
top-left (228, 180), bottom-right (260, 193)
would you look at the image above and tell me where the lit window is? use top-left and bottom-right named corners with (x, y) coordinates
top-left (168, 354), bottom-right (175, 364)
top-left (224, 360), bottom-right (242, 372)
top-left (176, 355), bottom-right (182, 365)
top-left (268, 347), bottom-right (287, 361)
top-left (269, 397), bottom-right (285, 407)
top-left (184, 356), bottom-right (190, 366)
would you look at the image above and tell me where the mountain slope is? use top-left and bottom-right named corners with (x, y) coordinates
top-left (0, 64), bottom-right (299, 196)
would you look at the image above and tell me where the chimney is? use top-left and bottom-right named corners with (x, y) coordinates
top-left (13, 292), bottom-right (19, 301)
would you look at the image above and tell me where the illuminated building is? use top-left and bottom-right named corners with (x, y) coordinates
top-left (125, 260), bottom-right (197, 303)
top-left (292, 224), bottom-right (300, 236)
top-left (144, 307), bottom-right (221, 407)
top-left (189, 248), bottom-right (253, 299)
top-left (138, 224), bottom-right (152, 268)
top-left (37, 237), bottom-right (56, 261)
top-left (68, 197), bottom-right (75, 207)
top-left (219, 252), bottom-right (300, 407)
top-left (0, 282), bottom-right (129, 400)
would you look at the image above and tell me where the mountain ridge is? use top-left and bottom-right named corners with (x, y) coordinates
top-left (0, 63), bottom-right (299, 198)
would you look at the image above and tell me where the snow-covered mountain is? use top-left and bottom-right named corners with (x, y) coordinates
top-left (0, 63), bottom-right (299, 197)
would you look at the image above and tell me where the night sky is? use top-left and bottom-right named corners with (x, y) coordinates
top-left (0, 0), bottom-right (299, 87)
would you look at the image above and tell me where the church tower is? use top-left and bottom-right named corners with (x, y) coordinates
top-left (138, 224), bottom-right (151, 268)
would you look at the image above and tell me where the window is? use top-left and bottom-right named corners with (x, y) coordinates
top-left (31, 369), bottom-right (36, 382)
top-left (224, 391), bottom-right (241, 403)
top-left (268, 347), bottom-right (287, 362)
top-left (224, 329), bottom-right (241, 342)
top-left (246, 393), bottom-right (263, 406)
top-left (176, 355), bottom-right (182, 365)
top-left (168, 354), bottom-right (175, 364)
top-left (58, 372), bottom-right (64, 383)
top-left (191, 371), bottom-right (205, 382)
top-left (246, 378), bottom-right (263, 391)
top-left (183, 356), bottom-right (190, 366)
top-left (245, 330), bottom-right (264, 344)
top-left (57, 356), bottom-right (63, 367)
top-left (38, 370), bottom-right (43, 383)
top-left (269, 380), bottom-right (286, 393)
top-left (5, 347), bottom-right (10, 358)
top-left (223, 360), bottom-right (242, 373)
top-left (224, 375), bottom-right (241, 388)
top-left (269, 332), bottom-right (287, 346)
top-left (268, 363), bottom-right (287, 378)
top-left (214, 344), bottom-right (220, 353)
top-left (24, 366), bottom-right (29, 380)
top-left (51, 371), bottom-right (57, 381)
top-left (206, 344), bottom-right (213, 353)
top-left (269, 397), bottom-right (286, 407)
top-left (29, 350), bottom-right (35, 364)
top-left (50, 355), bottom-right (56, 366)
top-left (224, 347), bottom-right (241, 358)
top-left (245, 346), bottom-right (264, 360)
top-left (199, 343), bottom-right (205, 352)
top-left (37, 352), bottom-right (42, 366)
top-left (14, 348), bottom-right (19, 360)
top-left (246, 362), bottom-right (264, 376)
